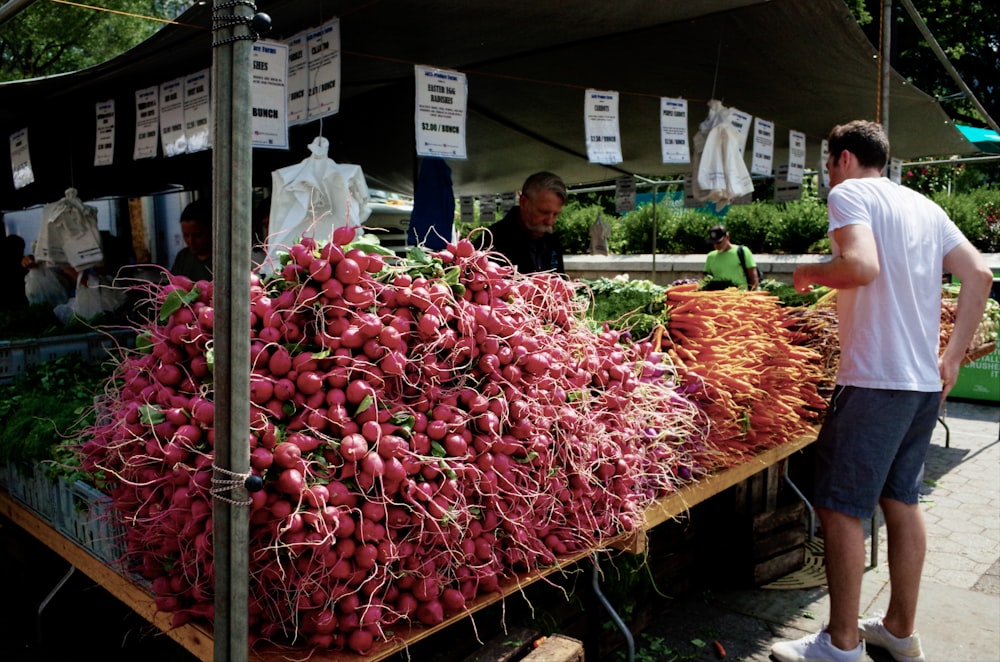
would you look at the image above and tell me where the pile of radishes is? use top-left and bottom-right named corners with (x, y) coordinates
top-left (78, 230), bottom-right (711, 655)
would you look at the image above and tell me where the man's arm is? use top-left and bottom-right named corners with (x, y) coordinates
top-left (939, 242), bottom-right (993, 397)
top-left (793, 224), bottom-right (879, 293)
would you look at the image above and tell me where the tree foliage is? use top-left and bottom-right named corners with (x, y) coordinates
top-left (0, 1), bottom-right (192, 82)
top-left (851, 0), bottom-right (999, 125)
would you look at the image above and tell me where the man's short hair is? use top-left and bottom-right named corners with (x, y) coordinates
top-left (521, 171), bottom-right (567, 203)
top-left (827, 120), bottom-right (889, 170)
top-left (180, 198), bottom-right (212, 227)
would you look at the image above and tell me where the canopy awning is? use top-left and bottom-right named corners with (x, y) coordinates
top-left (0, 0), bottom-right (978, 209)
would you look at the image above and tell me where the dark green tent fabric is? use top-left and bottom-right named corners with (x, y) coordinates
top-left (0, 0), bottom-right (977, 209)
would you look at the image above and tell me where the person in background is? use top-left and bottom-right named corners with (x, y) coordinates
top-left (704, 224), bottom-right (758, 290)
top-left (771, 120), bottom-right (993, 662)
top-left (170, 198), bottom-right (213, 282)
top-left (484, 171), bottom-right (567, 275)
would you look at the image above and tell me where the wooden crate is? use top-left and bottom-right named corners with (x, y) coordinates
top-left (522, 635), bottom-right (584, 662)
top-left (750, 501), bottom-right (807, 586)
top-left (461, 626), bottom-right (540, 662)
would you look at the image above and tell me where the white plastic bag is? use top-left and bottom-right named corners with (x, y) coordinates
top-left (35, 188), bottom-right (104, 269)
top-left (692, 101), bottom-right (754, 206)
top-left (25, 266), bottom-right (70, 307)
top-left (264, 137), bottom-right (371, 272)
top-left (72, 272), bottom-right (127, 320)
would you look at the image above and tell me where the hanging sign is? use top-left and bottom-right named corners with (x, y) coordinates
top-left (615, 176), bottom-right (636, 213)
top-left (184, 69), bottom-right (211, 153)
top-left (286, 30), bottom-right (308, 125)
top-left (306, 18), bottom-right (341, 121)
top-left (774, 164), bottom-right (802, 202)
top-left (94, 100), bottom-right (115, 167)
top-left (414, 65), bottom-right (468, 159)
top-left (660, 97), bottom-right (690, 164)
top-left (786, 130), bottom-right (806, 184)
top-left (252, 40), bottom-right (289, 149)
top-left (10, 128), bottom-right (34, 190)
top-left (133, 86), bottom-right (159, 160)
top-left (750, 117), bottom-right (774, 176)
top-left (889, 157), bottom-right (902, 184)
top-left (585, 89), bottom-right (622, 164)
top-left (159, 77), bottom-right (186, 156)
top-left (728, 107), bottom-right (753, 155)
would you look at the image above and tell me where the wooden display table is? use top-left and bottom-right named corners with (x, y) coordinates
top-left (0, 430), bottom-right (817, 661)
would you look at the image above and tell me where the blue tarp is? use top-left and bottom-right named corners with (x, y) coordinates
top-left (407, 158), bottom-right (455, 250)
top-left (956, 124), bottom-right (1000, 154)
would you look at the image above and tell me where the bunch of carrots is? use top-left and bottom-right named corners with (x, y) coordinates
top-left (655, 283), bottom-right (828, 469)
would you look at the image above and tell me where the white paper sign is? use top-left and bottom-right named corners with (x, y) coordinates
top-left (750, 117), bottom-right (774, 176)
top-left (660, 97), bottom-right (690, 164)
top-left (889, 157), bottom-right (903, 184)
top-left (286, 31), bottom-right (309, 125)
top-left (252, 40), bottom-right (289, 149)
top-left (9, 128), bottom-right (34, 190)
top-left (585, 89), bottom-right (622, 164)
top-left (95, 100), bottom-right (115, 167)
top-left (414, 65), bottom-right (468, 159)
top-left (615, 176), bottom-right (636, 213)
top-left (774, 164), bottom-right (802, 202)
top-left (728, 107), bottom-right (753, 155)
top-left (306, 19), bottom-right (341, 121)
top-left (159, 78), bottom-right (186, 157)
top-left (184, 69), bottom-right (211, 153)
top-left (787, 130), bottom-right (806, 184)
top-left (134, 86), bottom-right (159, 160)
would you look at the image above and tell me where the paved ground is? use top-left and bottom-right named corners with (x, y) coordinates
top-left (1, 399), bottom-right (996, 661)
top-left (632, 398), bottom-right (1000, 662)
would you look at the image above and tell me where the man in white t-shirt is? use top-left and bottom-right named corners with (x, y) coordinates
top-left (771, 120), bottom-right (993, 662)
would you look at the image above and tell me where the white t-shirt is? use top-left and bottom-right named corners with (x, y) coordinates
top-left (828, 177), bottom-right (966, 391)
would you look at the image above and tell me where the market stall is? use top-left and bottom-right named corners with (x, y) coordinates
top-left (0, 227), bottom-right (834, 660)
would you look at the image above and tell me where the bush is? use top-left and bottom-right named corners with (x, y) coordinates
top-left (717, 201), bottom-right (781, 252)
top-left (932, 187), bottom-right (1000, 253)
top-left (462, 187), bottom-right (999, 256)
top-left (609, 204), bottom-right (718, 254)
top-left (555, 201), bottom-right (608, 255)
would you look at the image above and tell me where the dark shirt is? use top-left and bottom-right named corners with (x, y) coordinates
top-left (484, 206), bottom-right (565, 275)
top-left (170, 248), bottom-right (213, 282)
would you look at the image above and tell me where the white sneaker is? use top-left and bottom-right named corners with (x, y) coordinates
top-left (858, 614), bottom-right (926, 662)
top-left (771, 630), bottom-right (865, 662)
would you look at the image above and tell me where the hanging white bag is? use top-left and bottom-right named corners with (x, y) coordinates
top-left (264, 137), bottom-right (371, 272)
top-left (35, 188), bottom-right (104, 270)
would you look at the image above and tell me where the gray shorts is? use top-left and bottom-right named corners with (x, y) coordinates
top-left (813, 385), bottom-right (939, 519)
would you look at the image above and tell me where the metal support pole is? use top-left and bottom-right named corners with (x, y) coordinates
top-left (592, 552), bottom-right (634, 662)
top-left (879, 0), bottom-right (892, 132)
top-left (36, 565), bottom-right (75, 645)
top-left (211, 1), bottom-right (254, 660)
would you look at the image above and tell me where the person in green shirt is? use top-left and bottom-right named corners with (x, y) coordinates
top-left (704, 224), bottom-right (759, 290)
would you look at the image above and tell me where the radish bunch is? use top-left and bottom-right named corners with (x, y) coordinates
top-left (78, 230), bottom-right (709, 654)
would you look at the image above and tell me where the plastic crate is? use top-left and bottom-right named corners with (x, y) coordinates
top-left (8, 462), bottom-right (59, 523)
top-left (34, 333), bottom-right (93, 365)
top-left (66, 480), bottom-right (127, 566)
top-left (0, 330), bottom-right (134, 385)
top-left (0, 339), bottom-right (35, 384)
